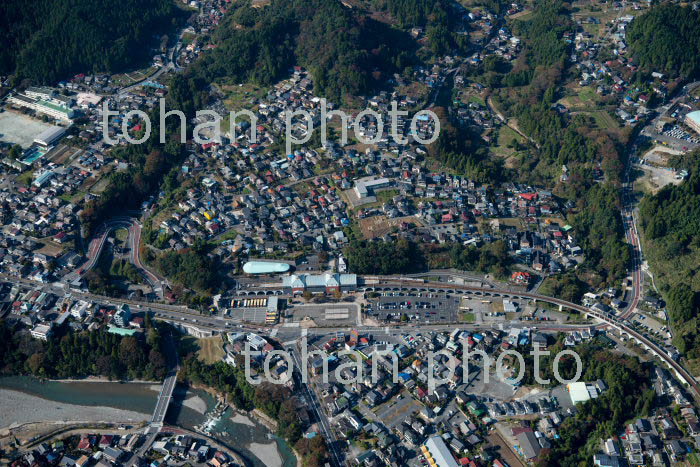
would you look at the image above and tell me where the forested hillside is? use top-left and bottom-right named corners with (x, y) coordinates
top-left (344, 238), bottom-right (425, 275)
top-left (628, 4), bottom-right (700, 80)
top-left (530, 341), bottom-right (653, 465)
top-left (427, 106), bottom-right (501, 181)
top-left (512, 0), bottom-right (572, 75)
top-left (0, 319), bottom-right (168, 381)
top-left (172, 0), bottom-right (468, 108)
top-left (153, 241), bottom-right (222, 294)
top-left (374, 0), bottom-right (438, 26)
top-left (180, 0), bottom-right (415, 104)
top-left (373, 0), bottom-right (470, 53)
top-left (639, 153), bottom-right (700, 372)
top-left (490, 0), bottom-right (624, 191)
top-left (0, 0), bottom-right (179, 83)
top-left (570, 184), bottom-right (631, 288)
top-left (485, 0), bottom-right (630, 290)
top-left (493, 0), bottom-right (624, 193)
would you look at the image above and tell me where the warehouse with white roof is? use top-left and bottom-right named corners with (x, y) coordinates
top-left (421, 436), bottom-right (458, 467)
top-left (34, 126), bottom-right (66, 147)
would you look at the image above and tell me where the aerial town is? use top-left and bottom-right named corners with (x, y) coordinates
top-left (2, 0), bottom-right (700, 466)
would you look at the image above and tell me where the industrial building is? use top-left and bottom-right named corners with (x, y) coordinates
top-left (515, 430), bottom-right (542, 461)
top-left (567, 381), bottom-right (604, 404)
top-left (32, 170), bottom-right (55, 187)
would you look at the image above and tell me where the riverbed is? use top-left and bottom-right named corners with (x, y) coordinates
top-left (0, 388), bottom-right (150, 428)
top-left (0, 376), bottom-right (296, 466)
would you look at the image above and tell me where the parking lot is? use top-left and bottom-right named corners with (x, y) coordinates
top-left (663, 124), bottom-right (700, 144)
top-left (288, 303), bottom-right (359, 326)
top-left (229, 308), bottom-right (269, 323)
top-left (367, 292), bottom-right (528, 325)
top-left (629, 312), bottom-right (673, 344)
top-left (368, 292), bottom-right (462, 323)
top-left (227, 296), bottom-right (276, 324)
top-left (460, 364), bottom-right (519, 400)
top-left (372, 390), bottom-right (422, 429)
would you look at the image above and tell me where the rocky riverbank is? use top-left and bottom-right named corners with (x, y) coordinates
top-left (0, 389), bottom-right (150, 430)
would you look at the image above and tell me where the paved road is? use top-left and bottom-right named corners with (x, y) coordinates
top-left (4, 269), bottom-right (699, 402)
top-left (614, 81), bottom-right (700, 324)
top-left (117, 30), bottom-right (186, 97)
top-left (128, 220), bottom-right (166, 297)
top-left (122, 333), bottom-right (179, 466)
top-left (151, 370), bottom-right (178, 426)
top-left (149, 335), bottom-right (179, 432)
top-left (619, 136), bottom-right (645, 321)
top-left (66, 216), bottom-right (165, 298)
top-left (368, 278), bottom-right (700, 400)
top-left (640, 128), bottom-right (699, 152)
top-left (289, 347), bottom-right (344, 467)
top-left (63, 228), bottom-right (111, 283)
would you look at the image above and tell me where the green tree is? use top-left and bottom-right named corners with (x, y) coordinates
top-left (8, 144), bottom-right (22, 160)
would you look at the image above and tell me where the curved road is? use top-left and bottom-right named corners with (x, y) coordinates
top-left (5, 266), bottom-right (699, 401)
top-left (56, 202), bottom-right (692, 404)
top-left (69, 217), bottom-right (165, 298)
top-left (372, 277), bottom-right (700, 400)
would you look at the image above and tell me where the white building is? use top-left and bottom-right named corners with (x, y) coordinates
top-left (246, 333), bottom-right (267, 351)
top-left (7, 91), bottom-right (75, 122)
top-left (31, 324), bottom-right (52, 341)
top-left (70, 300), bottom-right (90, 319)
top-left (34, 126), bottom-right (66, 147)
top-left (421, 436), bottom-right (458, 467)
top-left (503, 299), bottom-right (518, 313)
top-left (568, 381), bottom-right (600, 404)
top-left (354, 177), bottom-right (392, 199)
top-left (686, 110), bottom-right (700, 136)
top-left (113, 304), bottom-right (131, 327)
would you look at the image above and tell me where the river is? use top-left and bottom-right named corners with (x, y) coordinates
top-left (0, 376), bottom-right (296, 467)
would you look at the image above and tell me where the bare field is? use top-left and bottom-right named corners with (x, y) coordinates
top-left (110, 66), bottom-right (158, 87)
top-left (359, 215), bottom-right (423, 239)
top-left (217, 83), bottom-right (265, 110)
top-left (197, 337), bottom-right (225, 364)
top-left (48, 144), bottom-right (80, 165)
top-left (89, 176), bottom-right (111, 194)
top-left (583, 110), bottom-right (620, 131)
top-left (0, 111), bottom-right (56, 148)
top-left (642, 146), bottom-right (681, 167)
top-left (35, 242), bottom-right (64, 257)
top-left (635, 145), bottom-right (685, 194)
